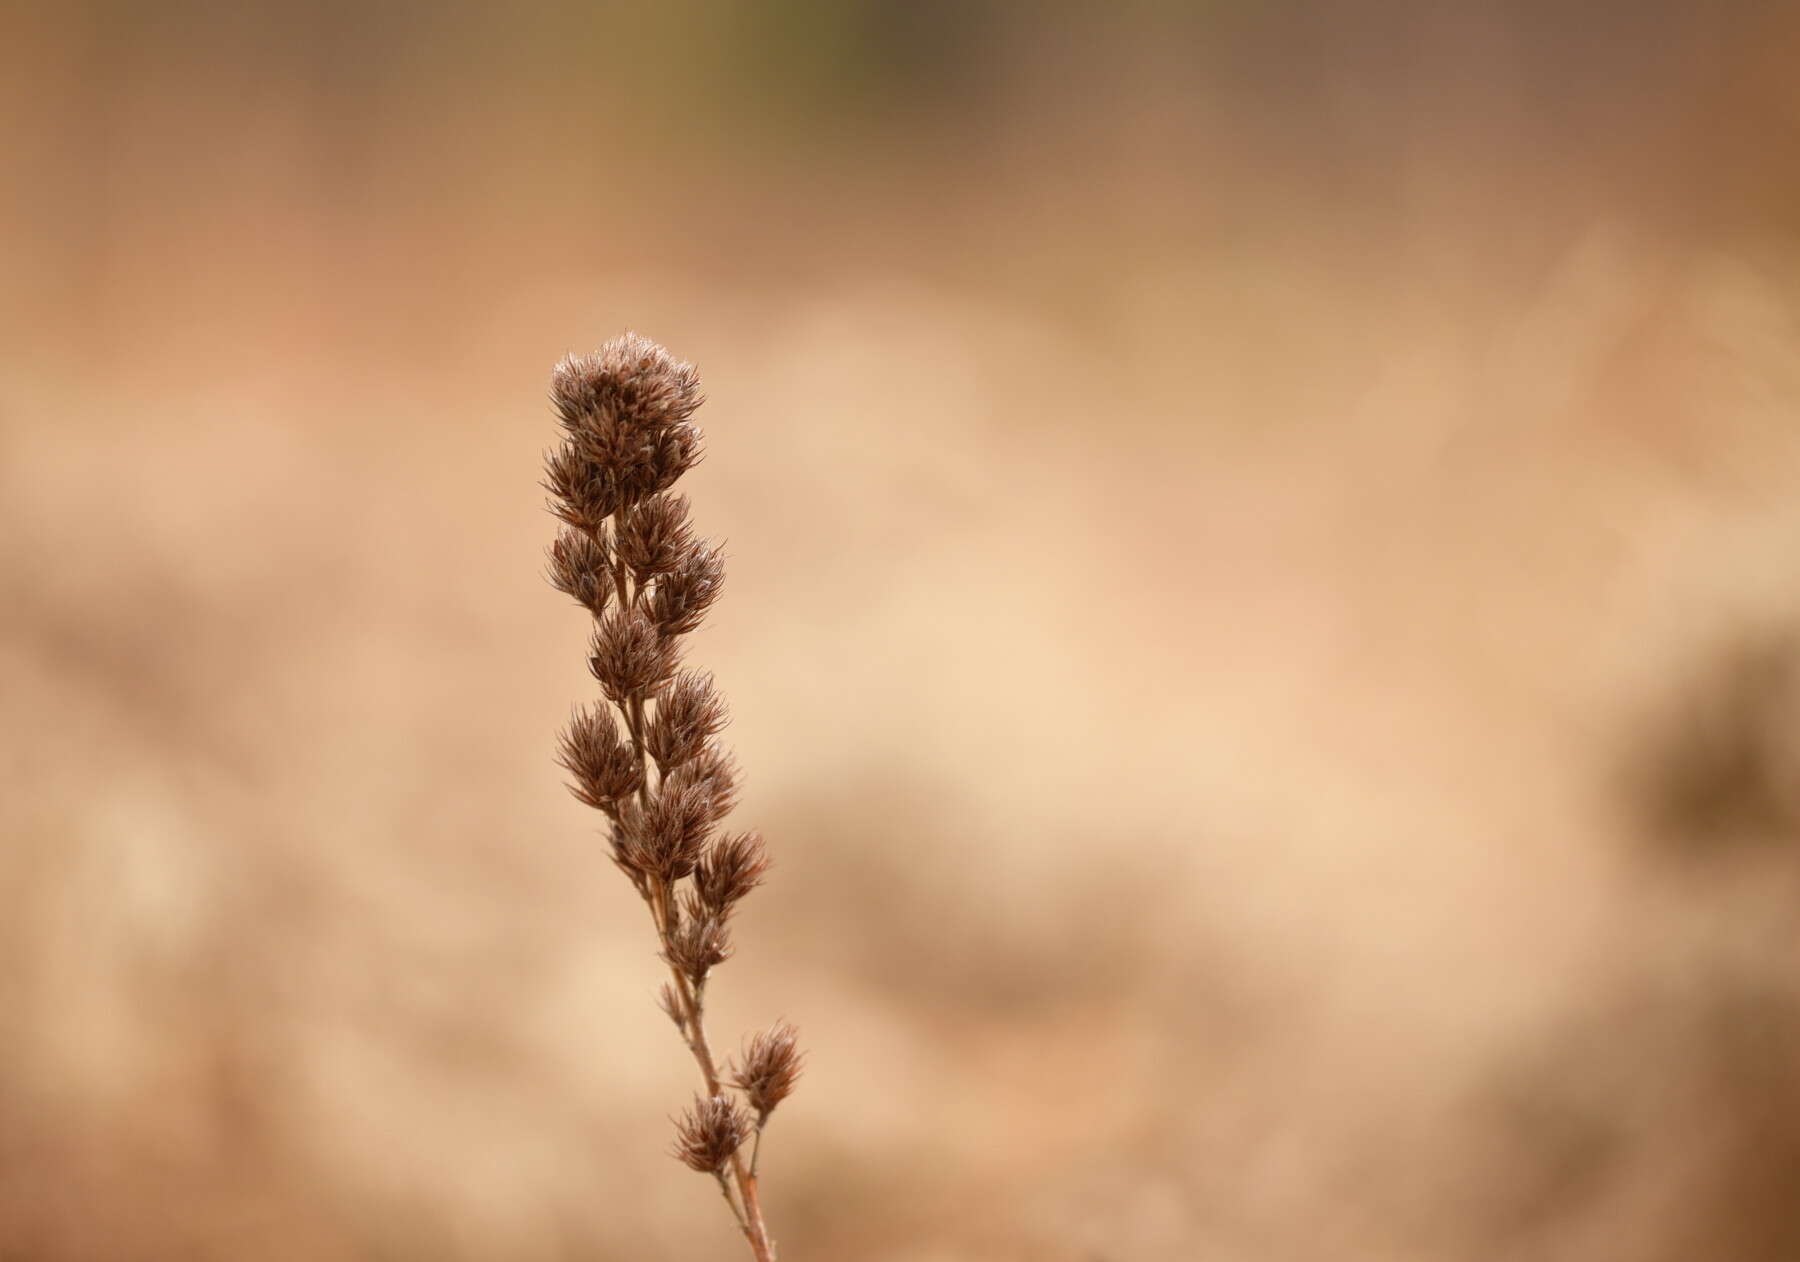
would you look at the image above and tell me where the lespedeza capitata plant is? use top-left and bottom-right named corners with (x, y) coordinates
top-left (544, 334), bottom-right (801, 1261)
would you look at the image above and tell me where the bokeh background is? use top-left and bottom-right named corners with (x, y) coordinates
top-left (7, 2), bottom-right (1800, 1258)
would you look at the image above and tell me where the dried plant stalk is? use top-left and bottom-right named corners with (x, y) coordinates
top-left (544, 334), bottom-right (802, 1261)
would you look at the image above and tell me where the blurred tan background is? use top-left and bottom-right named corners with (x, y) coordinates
top-left (6, 2), bottom-right (1800, 1258)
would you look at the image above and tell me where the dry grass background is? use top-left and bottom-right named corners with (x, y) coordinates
top-left (6, 3), bottom-right (1800, 1258)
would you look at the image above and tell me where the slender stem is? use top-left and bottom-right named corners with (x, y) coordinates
top-left (714, 1171), bottom-right (750, 1235)
top-left (737, 1166), bottom-right (774, 1259)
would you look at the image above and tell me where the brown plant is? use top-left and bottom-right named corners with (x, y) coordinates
top-left (545, 333), bottom-right (801, 1260)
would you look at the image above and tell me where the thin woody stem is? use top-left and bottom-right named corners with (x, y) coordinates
top-left (736, 1165), bottom-right (774, 1259)
top-left (714, 1170), bottom-right (750, 1235)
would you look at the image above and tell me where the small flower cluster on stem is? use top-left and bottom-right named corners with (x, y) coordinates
top-left (545, 334), bottom-right (802, 1261)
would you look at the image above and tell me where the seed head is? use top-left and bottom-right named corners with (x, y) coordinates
top-left (695, 830), bottom-right (769, 914)
top-left (544, 335), bottom-right (798, 1244)
top-left (556, 704), bottom-right (643, 811)
top-left (542, 441), bottom-right (621, 532)
top-left (547, 526), bottom-right (610, 615)
top-left (617, 493), bottom-right (696, 583)
top-left (587, 607), bottom-right (678, 703)
top-left (646, 540), bottom-right (725, 637)
top-left (615, 775), bottom-right (716, 882)
top-left (671, 1094), bottom-right (749, 1174)
top-left (666, 890), bottom-right (733, 982)
top-left (552, 334), bottom-right (703, 436)
top-left (549, 335), bottom-right (704, 512)
top-left (730, 1022), bottom-right (804, 1122)
top-left (647, 670), bottom-right (729, 770)
top-left (666, 744), bottom-right (738, 823)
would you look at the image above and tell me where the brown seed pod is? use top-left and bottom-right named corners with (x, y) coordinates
top-left (615, 777), bottom-right (715, 882)
top-left (647, 670), bottom-right (729, 770)
top-left (556, 704), bottom-right (643, 811)
top-left (665, 890), bottom-right (733, 982)
top-left (550, 338), bottom-right (704, 511)
top-left (542, 441), bottom-right (622, 532)
top-left (695, 831), bottom-right (769, 915)
top-left (617, 493), bottom-right (696, 583)
top-left (587, 607), bottom-right (678, 703)
top-left (547, 526), bottom-right (610, 615)
top-left (730, 1023), bottom-right (803, 1122)
top-left (644, 422), bottom-right (702, 497)
top-left (646, 541), bottom-right (725, 637)
top-left (671, 1095), bottom-right (749, 1174)
top-left (665, 745), bottom-right (738, 825)
top-left (552, 336), bottom-right (702, 432)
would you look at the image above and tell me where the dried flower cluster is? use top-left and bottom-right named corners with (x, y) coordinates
top-left (546, 334), bottom-right (802, 1261)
